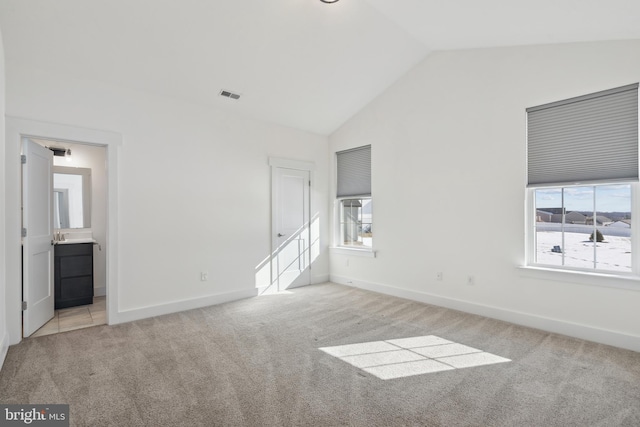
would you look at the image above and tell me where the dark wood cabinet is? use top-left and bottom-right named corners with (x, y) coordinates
top-left (54, 243), bottom-right (94, 309)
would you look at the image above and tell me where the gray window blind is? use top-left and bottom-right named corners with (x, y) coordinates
top-left (527, 83), bottom-right (639, 187)
top-left (337, 145), bottom-right (371, 197)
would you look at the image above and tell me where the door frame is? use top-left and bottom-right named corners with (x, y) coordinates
top-left (5, 117), bottom-right (122, 345)
top-left (268, 157), bottom-right (315, 292)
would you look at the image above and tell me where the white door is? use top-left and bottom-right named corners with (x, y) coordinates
top-left (22, 139), bottom-right (55, 336)
top-left (272, 167), bottom-right (311, 291)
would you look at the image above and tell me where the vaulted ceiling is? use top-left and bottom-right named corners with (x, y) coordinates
top-left (1, 0), bottom-right (639, 135)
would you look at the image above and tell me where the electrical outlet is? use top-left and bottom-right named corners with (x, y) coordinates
top-left (436, 272), bottom-right (443, 281)
top-left (201, 272), bottom-right (208, 281)
top-left (467, 275), bottom-right (474, 286)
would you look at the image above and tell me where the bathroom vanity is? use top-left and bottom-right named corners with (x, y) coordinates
top-left (52, 164), bottom-right (95, 309)
top-left (54, 242), bottom-right (94, 309)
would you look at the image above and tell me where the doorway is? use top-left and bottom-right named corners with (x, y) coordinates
top-left (23, 138), bottom-right (109, 337)
top-left (5, 116), bottom-right (122, 346)
top-left (269, 158), bottom-right (315, 292)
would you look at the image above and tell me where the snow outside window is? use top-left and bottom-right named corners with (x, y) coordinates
top-left (533, 184), bottom-right (632, 273)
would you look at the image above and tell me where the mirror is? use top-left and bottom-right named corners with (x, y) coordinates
top-left (53, 166), bottom-right (91, 229)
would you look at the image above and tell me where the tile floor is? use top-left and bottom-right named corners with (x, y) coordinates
top-left (320, 335), bottom-right (511, 380)
top-left (30, 296), bottom-right (106, 338)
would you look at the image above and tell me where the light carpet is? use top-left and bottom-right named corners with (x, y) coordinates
top-left (1, 283), bottom-right (639, 426)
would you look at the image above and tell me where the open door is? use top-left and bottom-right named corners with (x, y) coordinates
top-left (272, 167), bottom-right (311, 291)
top-left (22, 139), bottom-right (55, 336)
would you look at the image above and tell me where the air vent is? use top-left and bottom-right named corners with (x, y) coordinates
top-left (220, 90), bottom-right (241, 100)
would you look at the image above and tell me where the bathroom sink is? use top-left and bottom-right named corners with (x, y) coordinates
top-left (55, 238), bottom-right (97, 245)
top-left (54, 230), bottom-right (95, 245)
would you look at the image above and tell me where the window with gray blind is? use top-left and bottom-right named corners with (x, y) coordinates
top-left (336, 145), bottom-right (371, 198)
top-left (527, 83), bottom-right (639, 187)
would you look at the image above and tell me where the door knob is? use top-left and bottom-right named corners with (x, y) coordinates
top-left (277, 233), bottom-right (285, 237)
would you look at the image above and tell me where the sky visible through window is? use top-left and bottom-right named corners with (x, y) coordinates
top-left (536, 185), bottom-right (631, 213)
top-left (534, 184), bottom-right (632, 272)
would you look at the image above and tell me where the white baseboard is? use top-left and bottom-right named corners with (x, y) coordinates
top-left (285, 274), bottom-right (330, 290)
top-left (257, 273), bottom-right (330, 294)
top-left (330, 275), bottom-right (640, 353)
top-left (94, 287), bottom-right (106, 297)
top-left (312, 274), bottom-right (330, 284)
top-left (112, 288), bottom-right (259, 325)
top-left (0, 330), bottom-right (9, 372)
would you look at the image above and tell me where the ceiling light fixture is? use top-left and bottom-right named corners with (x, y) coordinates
top-left (320, 0), bottom-right (339, 3)
top-left (48, 147), bottom-right (67, 157)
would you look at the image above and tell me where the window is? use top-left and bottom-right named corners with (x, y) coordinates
top-left (534, 184), bottom-right (631, 272)
top-left (526, 84), bottom-right (638, 275)
top-left (340, 198), bottom-right (372, 247)
top-left (336, 145), bottom-right (372, 249)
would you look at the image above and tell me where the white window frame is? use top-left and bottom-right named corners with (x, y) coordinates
top-left (337, 196), bottom-right (372, 246)
top-left (523, 84), bottom-right (640, 288)
top-left (524, 182), bottom-right (640, 284)
top-left (519, 187), bottom-right (640, 291)
top-left (332, 145), bottom-right (375, 257)
top-left (332, 197), bottom-right (375, 257)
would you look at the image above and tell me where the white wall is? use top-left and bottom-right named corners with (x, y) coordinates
top-left (0, 25), bottom-right (8, 368)
top-left (5, 62), bottom-right (329, 339)
top-left (329, 40), bottom-right (640, 351)
top-left (53, 144), bottom-right (108, 295)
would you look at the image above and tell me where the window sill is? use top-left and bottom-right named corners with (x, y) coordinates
top-left (518, 265), bottom-right (640, 291)
top-left (330, 247), bottom-right (376, 258)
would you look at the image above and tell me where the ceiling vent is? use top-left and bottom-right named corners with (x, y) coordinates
top-left (219, 90), bottom-right (241, 100)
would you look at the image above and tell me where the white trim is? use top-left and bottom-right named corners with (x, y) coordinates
top-left (330, 247), bottom-right (376, 258)
top-left (94, 286), bottom-right (107, 297)
top-left (286, 281), bottom-right (311, 290)
top-left (632, 182), bottom-right (640, 276)
top-left (268, 157), bottom-right (315, 171)
top-left (329, 275), bottom-right (640, 353)
top-left (312, 274), bottom-right (330, 284)
top-left (0, 331), bottom-right (9, 372)
top-left (517, 266), bottom-right (640, 291)
top-left (5, 117), bottom-right (122, 345)
top-left (257, 275), bottom-right (329, 293)
top-left (113, 289), bottom-right (257, 324)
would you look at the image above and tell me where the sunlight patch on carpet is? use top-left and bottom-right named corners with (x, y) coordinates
top-left (320, 335), bottom-right (510, 380)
